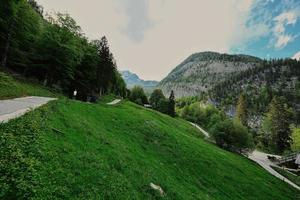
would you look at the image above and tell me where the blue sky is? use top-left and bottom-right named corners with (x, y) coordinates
top-left (231, 0), bottom-right (300, 60)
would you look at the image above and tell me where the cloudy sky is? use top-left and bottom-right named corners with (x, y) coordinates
top-left (36, 0), bottom-right (300, 80)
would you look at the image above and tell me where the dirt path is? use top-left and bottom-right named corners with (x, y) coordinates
top-left (0, 96), bottom-right (56, 123)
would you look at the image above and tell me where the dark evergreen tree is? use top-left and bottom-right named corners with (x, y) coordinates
top-left (149, 89), bottom-right (166, 110)
top-left (168, 90), bottom-right (175, 117)
top-left (267, 96), bottom-right (293, 153)
top-left (130, 86), bottom-right (148, 105)
top-left (236, 93), bottom-right (247, 126)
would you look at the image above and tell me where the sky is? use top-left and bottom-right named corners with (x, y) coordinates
top-left (36, 0), bottom-right (300, 81)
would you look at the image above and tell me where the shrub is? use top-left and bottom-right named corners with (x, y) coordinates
top-left (129, 86), bottom-right (148, 105)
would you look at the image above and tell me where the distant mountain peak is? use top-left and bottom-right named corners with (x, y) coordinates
top-left (121, 70), bottom-right (158, 90)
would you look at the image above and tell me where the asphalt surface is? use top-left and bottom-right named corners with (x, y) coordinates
top-left (0, 96), bottom-right (56, 123)
top-left (106, 99), bottom-right (121, 105)
top-left (249, 150), bottom-right (300, 191)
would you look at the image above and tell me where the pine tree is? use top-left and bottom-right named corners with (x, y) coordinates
top-left (236, 93), bottom-right (247, 126)
top-left (267, 96), bottom-right (293, 153)
top-left (168, 90), bottom-right (175, 117)
top-left (149, 89), bottom-right (165, 110)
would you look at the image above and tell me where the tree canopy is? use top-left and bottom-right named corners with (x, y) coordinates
top-left (0, 0), bottom-right (126, 100)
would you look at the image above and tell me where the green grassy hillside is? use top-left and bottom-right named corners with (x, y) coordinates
top-left (0, 98), bottom-right (299, 199)
top-left (0, 72), bottom-right (55, 100)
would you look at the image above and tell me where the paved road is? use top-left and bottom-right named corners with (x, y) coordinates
top-left (189, 122), bottom-right (210, 138)
top-left (248, 150), bottom-right (300, 191)
top-left (107, 99), bottom-right (121, 105)
top-left (0, 96), bottom-right (56, 123)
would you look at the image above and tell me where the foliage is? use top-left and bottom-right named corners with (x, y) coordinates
top-left (149, 89), bottom-right (166, 109)
top-left (291, 127), bottom-right (300, 152)
top-left (0, 0), bottom-right (126, 100)
top-left (130, 86), bottom-right (148, 105)
top-left (261, 96), bottom-right (293, 153)
top-left (236, 93), bottom-right (247, 126)
top-left (168, 90), bottom-right (176, 117)
top-left (0, 98), bottom-right (298, 199)
top-left (180, 102), bottom-right (253, 152)
top-left (0, 71), bottom-right (55, 99)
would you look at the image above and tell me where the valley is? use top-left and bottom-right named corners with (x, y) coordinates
top-left (1, 0), bottom-right (300, 199)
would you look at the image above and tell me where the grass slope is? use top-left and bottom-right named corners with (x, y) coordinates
top-left (0, 72), bottom-right (55, 99)
top-left (1, 99), bottom-right (299, 199)
top-left (272, 166), bottom-right (300, 187)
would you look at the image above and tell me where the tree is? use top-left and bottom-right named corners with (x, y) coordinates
top-left (149, 89), bottom-right (166, 109)
top-left (291, 127), bottom-right (300, 152)
top-left (130, 86), bottom-right (148, 105)
top-left (37, 13), bottom-right (83, 92)
top-left (266, 96), bottom-right (293, 153)
top-left (0, 0), bottom-right (19, 68)
top-left (236, 93), bottom-right (247, 126)
top-left (0, 0), bottom-right (127, 101)
top-left (231, 120), bottom-right (253, 152)
top-left (93, 36), bottom-right (115, 96)
top-left (168, 90), bottom-right (175, 117)
top-left (210, 119), bottom-right (253, 152)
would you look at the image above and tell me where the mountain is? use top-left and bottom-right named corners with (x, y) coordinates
top-left (121, 70), bottom-right (158, 90)
top-left (159, 51), bottom-right (262, 97)
top-left (159, 51), bottom-right (300, 130)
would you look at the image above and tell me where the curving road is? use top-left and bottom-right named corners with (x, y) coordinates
top-left (0, 96), bottom-right (56, 123)
top-left (106, 99), bottom-right (121, 105)
top-left (189, 122), bottom-right (210, 138)
top-left (249, 150), bottom-right (300, 191)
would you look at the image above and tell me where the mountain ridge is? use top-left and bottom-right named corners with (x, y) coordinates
top-left (121, 70), bottom-right (159, 89)
top-left (159, 51), bottom-right (263, 97)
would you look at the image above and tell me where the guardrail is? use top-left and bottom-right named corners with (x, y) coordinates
top-left (276, 152), bottom-right (299, 165)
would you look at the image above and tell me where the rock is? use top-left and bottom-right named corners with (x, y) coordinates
top-left (150, 182), bottom-right (165, 197)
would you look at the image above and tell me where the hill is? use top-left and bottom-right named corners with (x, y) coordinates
top-left (121, 70), bottom-right (158, 90)
top-left (158, 51), bottom-right (262, 97)
top-left (1, 96), bottom-right (299, 199)
top-left (0, 71), bottom-right (55, 100)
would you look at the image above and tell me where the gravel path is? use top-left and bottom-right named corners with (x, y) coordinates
top-left (0, 96), bottom-right (56, 123)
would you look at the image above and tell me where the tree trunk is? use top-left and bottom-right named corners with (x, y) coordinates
top-left (1, 23), bottom-right (13, 68)
top-left (99, 87), bottom-right (103, 97)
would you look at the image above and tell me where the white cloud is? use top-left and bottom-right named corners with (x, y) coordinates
top-left (292, 51), bottom-right (300, 60)
top-left (117, 0), bottom-right (152, 43)
top-left (36, 0), bottom-right (266, 80)
top-left (273, 10), bottom-right (299, 48)
top-left (274, 34), bottom-right (295, 48)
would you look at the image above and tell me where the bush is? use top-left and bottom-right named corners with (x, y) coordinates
top-left (180, 102), bottom-right (253, 152)
top-left (149, 89), bottom-right (166, 109)
top-left (129, 86), bottom-right (148, 105)
top-left (210, 120), bottom-right (253, 152)
top-left (157, 99), bottom-right (170, 115)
